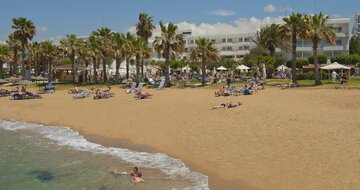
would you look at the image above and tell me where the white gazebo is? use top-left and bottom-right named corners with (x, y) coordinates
top-left (321, 62), bottom-right (351, 81)
top-left (236, 64), bottom-right (250, 72)
top-left (216, 66), bottom-right (227, 71)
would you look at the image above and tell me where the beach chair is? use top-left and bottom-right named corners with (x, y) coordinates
top-left (229, 84), bottom-right (240, 96)
top-left (73, 90), bottom-right (91, 100)
top-left (125, 83), bottom-right (136, 94)
top-left (157, 79), bottom-right (165, 90)
top-left (44, 80), bottom-right (55, 93)
top-left (135, 83), bottom-right (144, 91)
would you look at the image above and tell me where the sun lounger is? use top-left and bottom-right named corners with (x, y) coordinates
top-left (44, 80), bottom-right (55, 93)
top-left (73, 90), bottom-right (91, 99)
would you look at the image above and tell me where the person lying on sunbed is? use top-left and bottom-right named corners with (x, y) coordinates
top-left (134, 89), bottom-right (152, 99)
top-left (212, 102), bottom-right (241, 109)
top-left (68, 87), bottom-right (80, 94)
top-left (215, 86), bottom-right (231, 97)
top-left (240, 85), bottom-right (251, 95)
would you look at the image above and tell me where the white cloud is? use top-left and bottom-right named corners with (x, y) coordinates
top-left (210, 9), bottom-right (236, 17)
top-left (128, 16), bottom-right (285, 37)
top-left (264, 4), bottom-right (292, 13)
top-left (38, 26), bottom-right (48, 33)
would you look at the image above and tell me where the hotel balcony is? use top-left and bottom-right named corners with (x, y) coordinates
top-left (323, 46), bottom-right (345, 51)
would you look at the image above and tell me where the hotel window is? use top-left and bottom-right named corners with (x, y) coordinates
top-left (211, 39), bottom-right (216, 43)
top-left (228, 38), bottom-right (233, 43)
top-left (296, 52), bottom-right (302, 58)
top-left (334, 27), bottom-right (342, 33)
top-left (190, 40), bottom-right (194, 44)
top-left (222, 47), bottom-right (226, 51)
top-left (239, 46), bottom-right (243, 50)
top-left (227, 47), bottom-right (232, 51)
top-left (336, 40), bottom-right (342, 45)
top-left (244, 38), bottom-right (250, 42)
top-left (184, 48), bottom-right (188, 53)
top-left (239, 38), bottom-right (243, 42)
top-left (244, 46), bottom-right (250, 50)
top-left (222, 38), bottom-right (226, 43)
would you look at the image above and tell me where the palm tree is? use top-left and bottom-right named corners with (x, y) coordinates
top-left (282, 13), bottom-right (305, 84)
top-left (124, 33), bottom-right (135, 79)
top-left (39, 41), bottom-right (60, 80)
top-left (89, 34), bottom-right (103, 83)
top-left (190, 38), bottom-right (220, 85)
top-left (254, 24), bottom-right (288, 57)
top-left (136, 13), bottom-right (155, 77)
top-left (60, 34), bottom-right (81, 83)
top-left (11, 17), bottom-right (36, 78)
top-left (112, 33), bottom-right (126, 83)
top-left (0, 44), bottom-right (11, 78)
top-left (134, 37), bottom-right (152, 83)
top-left (77, 40), bottom-right (94, 83)
top-left (6, 33), bottom-right (21, 75)
top-left (92, 27), bottom-right (114, 82)
top-left (303, 12), bottom-right (336, 85)
top-left (153, 22), bottom-right (184, 87)
top-left (28, 41), bottom-right (42, 76)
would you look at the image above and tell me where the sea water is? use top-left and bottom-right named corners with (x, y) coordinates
top-left (0, 120), bottom-right (208, 190)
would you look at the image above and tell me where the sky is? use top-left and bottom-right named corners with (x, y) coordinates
top-left (0, 0), bottom-right (359, 42)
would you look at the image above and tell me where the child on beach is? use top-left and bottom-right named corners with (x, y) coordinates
top-left (130, 167), bottom-right (145, 184)
top-left (212, 102), bottom-right (241, 109)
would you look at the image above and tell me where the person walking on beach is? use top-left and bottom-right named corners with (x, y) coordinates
top-left (332, 71), bottom-right (338, 83)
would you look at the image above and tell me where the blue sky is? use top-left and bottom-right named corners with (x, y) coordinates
top-left (0, 0), bottom-right (359, 41)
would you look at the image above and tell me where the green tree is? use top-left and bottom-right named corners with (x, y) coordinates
top-left (189, 38), bottom-right (220, 85)
top-left (6, 33), bottom-right (21, 75)
top-left (39, 41), bottom-right (60, 80)
top-left (349, 36), bottom-right (360, 55)
top-left (136, 13), bottom-right (155, 77)
top-left (303, 12), bottom-right (336, 85)
top-left (133, 38), bottom-right (152, 83)
top-left (282, 13), bottom-right (305, 84)
top-left (308, 54), bottom-right (328, 65)
top-left (11, 17), bottom-right (36, 78)
top-left (254, 24), bottom-right (289, 57)
top-left (112, 33), bottom-right (126, 83)
top-left (331, 54), bottom-right (360, 65)
top-left (60, 34), bottom-right (82, 83)
top-left (153, 22), bottom-right (184, 87)
top-left (0, 44), bottom-right (11, 78)
top-left (92, 27), bottom-right (114, 82)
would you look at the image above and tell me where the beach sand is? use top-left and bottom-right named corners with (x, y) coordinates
top-left (1, 86), bottom-right (360, 190)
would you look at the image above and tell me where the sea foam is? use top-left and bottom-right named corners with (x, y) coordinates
top-left (0, 120), bottom-right (209, 190)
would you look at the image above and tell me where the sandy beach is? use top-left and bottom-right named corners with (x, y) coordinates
top-left (1, 86), bottom-right (360, 190)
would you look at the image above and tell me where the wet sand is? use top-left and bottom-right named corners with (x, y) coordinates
top-left (1, 86), bottom-right (360, 190)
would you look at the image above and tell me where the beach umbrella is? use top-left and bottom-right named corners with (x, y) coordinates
top-left (276, 65), bottom-right (289, 71)
top-left (236, 64), bottom-right (250, 70)
top-left (216, 66), bottom-right (227, 71)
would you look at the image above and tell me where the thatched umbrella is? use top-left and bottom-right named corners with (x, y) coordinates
top-left (5, 76), bottom-right (20, 83)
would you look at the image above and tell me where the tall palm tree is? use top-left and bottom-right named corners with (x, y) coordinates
top-left (77, 40), bottom-right (94, 83)
top-left (124, 33), bottom-right (135, 79)
top-left (153, 22), bottom-right (184, 87)
top-left (134, 38), bottom-right (152, 83)
top-left (92, 27), bottom-right (114, 82)
top-left (282, 13), bottom-right (305, 84)
top-left (28, 41), bottom-right (42, 76)
top-left (0, 44), bottom-right (11, 78)
top-left (190, 38), bottom-right (220, 85)
top-left (39, 41), bottom-right (60, 80)
top-left (136, 13), bottom-right (155, 77)
top-left (89, 34), bottom-right (103, 83)
top-left (60, 34), bottom-right (81, 83)
top-left (6, 33), bottom-right (21, 75)
top-left (254, 23), bottom-right (288, 57)
top-left (303, 12), bottom-right (336, 85)
top-left (11, 17), bottom-right (36, 78)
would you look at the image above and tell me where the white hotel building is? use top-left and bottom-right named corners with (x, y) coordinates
top-left (182, 18), bottom-right (350, 60)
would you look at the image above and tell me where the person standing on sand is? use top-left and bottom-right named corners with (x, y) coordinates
top-left (332, 71), bottom-right (338, 83)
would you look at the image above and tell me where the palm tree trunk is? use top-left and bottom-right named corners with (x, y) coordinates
top-left (201, 61), bottom-right (206, 85)
top-left (103, 58), bottom-right (107, 82)
top-left (85, 61), bottom-right (89, 83)
top-left (313, 41), bottom-right (321, 85)
top-left (0, 62), bottom-right (3, 79)
top-left (291, 35), bottom-right (297, 84)
top-left (269, 47), bottom-right (275, 57)
top-left (13, 49), bottom-right (18, 75)
top-left (141, 59), bottom-right (144, 79)
top-left (136, 57), bottom-right (140, 84)
top-left (48, 60), bottom-right (52, 81)
top-left (126, 58), bottom-right (130, 79)
top-left (21, 46), bottom-right (26, 78)
top-left (9, 62), bottom-right (13, 76)
top-left (71, 50), bottom-right (76, 83)
top-left (164, 56), bottom-right (170, 87)
top-left (115, 59), bottom-right (120, 83)
top-left (93, 57), bottom-right (97, 83)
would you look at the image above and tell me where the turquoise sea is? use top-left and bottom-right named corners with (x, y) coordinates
top-left (0, 120), bottom-right (208, 190)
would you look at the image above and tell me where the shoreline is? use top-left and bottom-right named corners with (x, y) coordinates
top-left (1, 87), bottom-right (360, 190)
